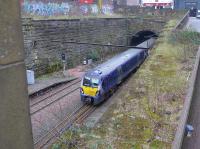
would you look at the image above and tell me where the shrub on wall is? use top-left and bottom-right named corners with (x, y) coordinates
top-left (46, 60), bottom-right (63, 74)
top-left (87, 49), bottom-right (101, 61)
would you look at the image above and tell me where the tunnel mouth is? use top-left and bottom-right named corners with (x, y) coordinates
top-left (130, 30), bottom-right (158, 46)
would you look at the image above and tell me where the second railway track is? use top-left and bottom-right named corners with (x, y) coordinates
top-left (30, 79), bottom-right (81, 106)
top-left (30, 79), bottom-right (81, 115)
top-left (34, 103), bottom-right (96, 149)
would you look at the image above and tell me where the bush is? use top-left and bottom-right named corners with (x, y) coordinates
top-left (87, 49), bottom-right (101, 61)
top-left (46, 61), bottom-right (63, 74)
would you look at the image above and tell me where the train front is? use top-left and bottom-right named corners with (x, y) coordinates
top-left (80, 74), bottom-right (102, 105)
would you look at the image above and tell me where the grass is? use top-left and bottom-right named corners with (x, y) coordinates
top-left (22, 14), bottom-right (124, 20)
top-left (22, 10), bottom-right (186, 21)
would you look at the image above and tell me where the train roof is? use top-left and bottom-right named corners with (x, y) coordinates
top-left (85, 48), bottom-right (145, 78)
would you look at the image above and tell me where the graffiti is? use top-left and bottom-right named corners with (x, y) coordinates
top-left (102, 4), bottom-right (114, 15)
top-left (80, 5), bottom-right (89, 14)
top-left (22, 1), bottom-right (114, 16)
top-left (22, 2), bottom-right (71, 16)
top-left (91, 5), bottom-right (99, 14)
top-left (79, 4), bottom-right (99, 15)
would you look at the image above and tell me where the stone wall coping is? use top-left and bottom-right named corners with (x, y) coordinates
top-left (21, 17), bottom-right (166, 23)
top-left (173, 10), bottom-right (189, 30)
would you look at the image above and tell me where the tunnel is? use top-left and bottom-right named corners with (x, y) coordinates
top-left (130, 30), bottom-right (158, 46)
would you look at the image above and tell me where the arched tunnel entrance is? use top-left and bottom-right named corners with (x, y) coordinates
top-left (130, 30), bottom-right (158, 46)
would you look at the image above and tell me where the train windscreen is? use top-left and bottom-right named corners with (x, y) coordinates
top-left (83, 76), bottom-right (99, 88)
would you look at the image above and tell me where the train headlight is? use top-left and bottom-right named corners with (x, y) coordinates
top-left (80, 88), bottom-right (84, 94)
top-left (96, 90), bottom-right (100, 96)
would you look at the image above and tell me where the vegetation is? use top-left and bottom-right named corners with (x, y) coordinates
top-left (22, 14), bottom-right (123, 21)
top-left (46, 61), bottom-right (63, 74)
top-left (171, 29), bottom-right (200, 45)
top-left (87, 49), bottom-right (101, 61)
top-left (22, 9), bottom-right (186, 21)
top-left (34, 60), bottom-right (63, 78)
top-left (170, 29), bottom-right (200, 61)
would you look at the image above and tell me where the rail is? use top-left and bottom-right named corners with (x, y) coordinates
top-left (30, 79), bottom-right (81, 107)
top-left (172, 47), bottom-right (200, 149)
top-left (30, 86), bottom-right (80, 115)
top-left (34, 104), bottom-right (96, 149)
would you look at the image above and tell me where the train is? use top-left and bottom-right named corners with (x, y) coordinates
top-left (80, 38), bottom-right (155, 105)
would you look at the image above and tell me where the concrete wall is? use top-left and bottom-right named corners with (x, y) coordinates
top-left (0, 1), bottom-right (33, 149)
top-left (22, 17), bottom-right (164, 75)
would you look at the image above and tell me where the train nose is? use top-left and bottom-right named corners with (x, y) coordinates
top-left (85, 97), bottom-right (94, 104)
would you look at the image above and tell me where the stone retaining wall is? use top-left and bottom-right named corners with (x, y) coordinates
top-left (22, 17), bottom-right (164, 75)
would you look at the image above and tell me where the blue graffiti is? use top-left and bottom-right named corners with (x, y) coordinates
top-left (22, 2), bottom-right (71, 16)
top-left (91, 5), bottom-right (99, 14)
top-left (80, 5), bottom-right (89, 14)
top-left (102, 4), bottom-right (114, 15)
top-left (22, 1), bottom-right (114, 16)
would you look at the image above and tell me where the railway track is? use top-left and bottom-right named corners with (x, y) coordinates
top-left (30, 79), bottom-right (81, 115)
top-left (34, 103), bottom-right (96, 149)
top-left (30, 79), bottom-right (81, 106)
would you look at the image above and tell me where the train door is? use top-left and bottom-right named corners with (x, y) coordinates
top-left (136, 54), bottom-right (141, 68)
top-left (117, 66), bottom-right (123, 84)
top-left (101, 79), bottom-right (107, 93)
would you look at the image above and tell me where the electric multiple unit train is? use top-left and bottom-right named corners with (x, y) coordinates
top-left (80, 39), bottom-right (154, 105)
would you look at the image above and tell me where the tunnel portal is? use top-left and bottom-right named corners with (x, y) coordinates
top-left (130, 30), bottom-right (158, 46)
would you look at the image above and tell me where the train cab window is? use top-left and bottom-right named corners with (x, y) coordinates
top-left (83, 76), bottom-right (99, 88)
top-left (83, 76), bottom-right (91, 87)
top-left (91, 78), bottom-right (99, 88)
